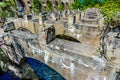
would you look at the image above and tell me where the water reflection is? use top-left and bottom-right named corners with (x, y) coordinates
top-left (0, 56), bottom-right (66, 80)
top-left (0, 71), bottom-right (20, 80)
top-left (116, 72), bottom-right (120, 80)
top-left (26, 57), bottom-right (66, 80)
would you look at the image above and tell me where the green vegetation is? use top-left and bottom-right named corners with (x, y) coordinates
top-left (71, 0), bottom-right (105, 10)
top-left (71, 0), bottom-right (120, 24)
top-left (58, 2), bottom-right (64, 11)
top-left (0, 1), bottom-right (14, 24)
top-left (0, 0), bottom-right (120, 25)
top-left (101, 1), bottom-right (120, 23)
top-left (72, 0), bottom-right (82, 10)
top-left (32, 0), bottom-right (41, 13)
top-left (46, 1), bottom-right (53, 12)
top-left (0, 1), bottom-right (15, 18)
top-left (0, 49), bottom-right (9, 63)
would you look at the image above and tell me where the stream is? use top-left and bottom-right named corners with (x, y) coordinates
top-left (0, 56), bottom-right (65, 80)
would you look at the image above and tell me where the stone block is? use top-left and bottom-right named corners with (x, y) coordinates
top-left (68, 15), bottom-right (74, 25)
top-left (75, 12), bottom-right (81, 23)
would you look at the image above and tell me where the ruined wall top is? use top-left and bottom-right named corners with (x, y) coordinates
top-left (84, 8), bottom-right (100, 20)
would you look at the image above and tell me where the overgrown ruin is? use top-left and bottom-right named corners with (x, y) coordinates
top-left (0, 7), bottom-right (120, 80)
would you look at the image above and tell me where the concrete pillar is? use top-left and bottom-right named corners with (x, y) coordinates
top-left (81, 12), bottom-right (84, 19)
top-left (99, 17), bottom-right (104, 30)
top-left (62, 10), bottom-right (66, 18)
top-left (67, 9), bottom-right (70, 16)
top-left (39, 30), bottom-right (47, 46)
top-left (68, 14), bottom-right (74, 25)
top-left (51, 13), bottom-right (56, 21)
top-left (24, 14), bottom-right (28, 22)
top-left (24, 14), bottom-right (28, 28)
top-left (39, 13), bottom-right (43, 25)
top-left (75, 12), bottom-right (81, 23)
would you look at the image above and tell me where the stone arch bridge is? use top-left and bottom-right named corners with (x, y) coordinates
top-left (0, 20), bottom-right (118, 80)
top-left (1, 8), bottom-right (117, 79)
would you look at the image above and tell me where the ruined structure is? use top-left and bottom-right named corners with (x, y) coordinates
top-left (22, 0), bottom-right (75, 13)
top-left (0, 8), bottom-right (120, 80)
top-left (11, 8), bottom-right (104, 45)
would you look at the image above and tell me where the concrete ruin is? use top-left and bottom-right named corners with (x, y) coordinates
top-left (0, 8), bottom-right (120, 80)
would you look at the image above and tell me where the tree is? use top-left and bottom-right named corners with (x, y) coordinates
top-left (71, 0), bottom-right (104, 10)
top-left (0, 1), bottom-right (14, 23)
top-left (101, 0), bottom-right (120, 23)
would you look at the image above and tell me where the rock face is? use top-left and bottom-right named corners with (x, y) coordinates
top-left (104, 32), bottom-right (120, 64)
top-left (0, 8), bottom-right (119, 80)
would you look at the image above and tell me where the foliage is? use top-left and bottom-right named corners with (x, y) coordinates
top-left (0, 2), bottom-right (13, 18)
top-left (101, 0), bottom-right (120, 22)
top-left (10, 0), bottom-right (15, 6)
top-left (71, 0), bottom-right (104, 10)
top-left (32, 0), bottom-right (41, 13)
top-left (0, 0), bottom-right (120, 24)
top-left (46, 1), bottom-right (53, 12)
top-left (65, 2), bottom-right (72, 10)
top-left (0, 2), bottom-right (8, 7)
top-left (72, 0), bottom-right (82, 10)
top-left (0, 49), bottom-right (9, 64)
top-left (58, 2), bottom-right (64, 11)
top-left (71, 0), bottom-right (120, 23)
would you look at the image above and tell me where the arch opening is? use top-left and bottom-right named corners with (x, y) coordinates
top-left (18, 27), bottom-right (32, 33)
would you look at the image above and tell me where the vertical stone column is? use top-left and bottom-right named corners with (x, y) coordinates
top-left (56, 11), bottom-right (60, 21)
top-left (39, 13), bottom-right (43, 25)
top-left (38, 30), bottom-right (47, 47)
top-left (24, 14), bottom-right (28, 28)
top-left (81, 12), bottom-right (84, 20)
top-left (75, 12), bottom-right (81, 23)
top-left (68, 14), bottom-right (74, 26)
top-left (98, 17), bottom-right (104, 30)
top-left (62, 10), bottom-right (66, 18)
top-left (67, 9), bottom-right (70, 16)
top-left (51, 13), bottom-right (56, 21)
top-left (24, 14), bottom-right (28, 22)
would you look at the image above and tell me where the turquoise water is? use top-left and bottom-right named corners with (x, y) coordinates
top-left (116, 72), bottom-right (120, 80)
top-left (0, 56), bottom-right (65, 80)
top-left (0, 71), bottom-right (20, 80)
top-left (26, 57), bottom-right (66, 80)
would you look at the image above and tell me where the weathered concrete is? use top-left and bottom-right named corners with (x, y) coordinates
top-left (104, 32), bottom-right (120, 67)
top-left (22, 38), bottom-right (117, 80)
top-left (1, 8), bottom-right (119, 80)
top-left (0, 26), bottom-right (119, 80)
top-left (7, 8), bottom-right (104, 47)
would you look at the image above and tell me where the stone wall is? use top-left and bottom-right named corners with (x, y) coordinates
top-left (18, 37), bottom-right (116, 80)
top-left (9, 8), bottom-right (104, 47)
top-left (105, 32), bottom-right (120, 65)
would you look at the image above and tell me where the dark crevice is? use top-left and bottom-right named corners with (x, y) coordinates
top-left (116, 72), bottom-right (120, 80)
top-left (46, 27), bottom-right (56, 44)
top-left (56, 35), bottom-right (80, 43)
